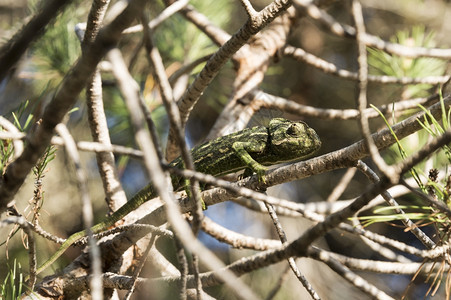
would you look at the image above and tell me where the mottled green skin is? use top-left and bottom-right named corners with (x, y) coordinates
top-left (35, 118), bottom-right (321, 275)
top-left (173, 118), bottom-right (320, 179)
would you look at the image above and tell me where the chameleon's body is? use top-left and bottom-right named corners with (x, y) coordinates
top-left (36, 118), bottom-right (321, 274)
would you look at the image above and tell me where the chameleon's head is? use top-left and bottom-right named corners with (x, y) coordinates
top-left (268, 118), bottom-right (321, 163)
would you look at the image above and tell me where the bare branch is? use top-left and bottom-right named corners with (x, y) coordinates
top-left (264, 201), bottom-right (321, 299)
top-left (83, 0), bottom-right (128, 212)
top-left (122, 0), bottom-right (190, 34)
top-left (55, 124), bottom-right (102, 298)
top-left (308, 247), bottom-right (395, 300)
top-left (0, 116), bottom-right (23, 158)
top-left (251, 89), bottom-right (440, 120)
top-left (356, 161), bottom-right (435, 249)
top-left (178, 4), bottom-right (231, 46)
top-left (294, 0), bottom-right (451, 59)
top-left (283, 45), bottom-right (450, 84)
top-left (353, 1), bottom-right (396, 181)
top-left (0, 132), bottom-right (143, 158)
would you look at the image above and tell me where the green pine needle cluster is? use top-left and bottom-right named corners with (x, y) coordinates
top-left (360, 27), bottom-right (451, 237)
top-left (368, 25), bottom-right (447, 98)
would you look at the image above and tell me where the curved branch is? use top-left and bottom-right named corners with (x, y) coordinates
top-left (252, 89), bottom-right (440, 120)
top-left (283, 45), bottom-right (450, 84)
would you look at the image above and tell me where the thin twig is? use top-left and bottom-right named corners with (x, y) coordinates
top-left (107, 47), bottom-right (198, 298)
top-left (308, 247), bottom-right (395, 300)
top-left (201, 216), bottom-right (280, 250)
top-left (0, 116), bottom-right (24, 159)
top-left (353, 0), bottom-right (395, 179)
top-left (124, 235), bottom-right (156, 300)
top-left (1, 216), bottom-right (37, 291)
top-left (251, 89), bottom-right (440, 120)
top-left (75, 224), bottom-right (174, 246)
top-left (122, 0), bottom-right (189, 34)
top-left (177, 4), bottom-right (231, 46)
top-left (356, 161), bottom-right (436, 248)
top-left (148, 248), bottom-right (214, 299)
top-left (401, 179), bottom-right (451, 218)
top-left (168, 54), bottom-right (213, 86)
top-left (55, 124), bottom-right (103, 299)
top-left (138, 96), bottom-right (165, 162)
top-left (294, 0), bottom-right (451, 59)
top-left (55, 139), bottom-right (143, 158)
top-left (141, 17), bottom-right (205, 292)
top-left (192, 254), bottom-right (203, 300)
top-left (264, 201), bottom-right (321, 299)
top-left (309, 246), bottom-right (448, 275)
top-left (282, 45), bottom-right (450, 84)
top-left (175, 236), bottom-right (188, 300)
top-left (31, 222), bottom-right (66, 245)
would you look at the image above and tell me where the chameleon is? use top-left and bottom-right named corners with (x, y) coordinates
top-left (35, 118), bottom-right (321, 275)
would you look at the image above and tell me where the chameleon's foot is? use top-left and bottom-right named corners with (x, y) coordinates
top-left (255, 166), bottom-right (268, 184)
top-left (239, 166), bottom-right (267, 183)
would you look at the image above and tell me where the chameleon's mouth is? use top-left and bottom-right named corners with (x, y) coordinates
top-left (308, 128), bottom-right (322, 150)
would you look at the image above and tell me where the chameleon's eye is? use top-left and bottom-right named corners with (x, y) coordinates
top-left (287, 123), bottom-right (303, 136)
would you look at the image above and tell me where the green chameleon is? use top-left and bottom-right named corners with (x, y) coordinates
top-left (35, 118), bottom-right (321, 275)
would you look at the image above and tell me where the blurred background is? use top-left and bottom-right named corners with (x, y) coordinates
top-left (1, 0), bottom-right (450, 299)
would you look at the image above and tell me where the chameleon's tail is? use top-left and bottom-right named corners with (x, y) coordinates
top-left (34, 183), bottom-right (157, 276)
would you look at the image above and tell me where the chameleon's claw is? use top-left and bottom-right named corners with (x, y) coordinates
top-left (255, 166), bottom-right (268, 184)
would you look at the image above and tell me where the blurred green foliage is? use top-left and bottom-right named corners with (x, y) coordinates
top-left (369, 26), bottom-right (448, 166)
top-left (29, 0), bottom-right (83, 91)
top-left (152, 0), bottom-right (231, 63)
top-left (0, 260), bottom-right (24, 300)
top-left (0, 101), bottom-right (34, 175)
top-left (368, 25), bottom-right (447, 98)
top-left (363, 28), bottom-right (451, 295)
